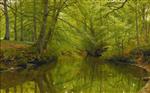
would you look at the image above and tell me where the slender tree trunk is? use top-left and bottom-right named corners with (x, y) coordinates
top-left (135, 0), bottom-right (143, 64)
top-left (14, 14), bottom-right (17, 40)
top-left (142, 6), bottom-right (145, 32)
top-left (3, 0), bottom-right (10, 40)
top-left (135, 0), bottom-right (140, 48)
top-left (141, 4), bottom-right (149, 43)
top-left (89, 17), bottom-right (95, 37)
top-left (20, 0), bottom-right (24, 41)
top-left (14, 1), bottom-right (17, 40)
top-left (36, 0), bottom-right (49, 53)
top-left (42, 11), bottom-right (60, 50)
top-left (20, 17), bottom-right (23, 41)
top-left (148, 22), bottom-right (150, 39)
top-left (121, 39), bottom-right (124, 56)
top-left (0, 15), bottom-right (2, 36)
top-left (145, 6), bottom-right (149, 42)
top-left (32, 0), bottom-right (37, 41)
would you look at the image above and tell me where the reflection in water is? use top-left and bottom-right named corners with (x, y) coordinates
top-left (0, 57), bottom-right (148, 93)
top-left (0, 60), bottom-right (56, 93)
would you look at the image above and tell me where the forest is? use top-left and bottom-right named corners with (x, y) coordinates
top-left (0, 0), bottom-right (150, 93)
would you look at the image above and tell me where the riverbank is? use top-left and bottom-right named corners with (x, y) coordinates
top-left (107, 47), bottom-right (150, 93)
top-left (0, 40), bottom-right (57, 71)
top-left (137, 63), bottom-right (150, 93)
top-left (0, 40), bottom-right (31, 68)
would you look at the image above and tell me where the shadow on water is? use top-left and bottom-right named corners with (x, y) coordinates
top-left (0, 57), bottom-right (148, 93)
top-left (0, 58), bottom-right (57, 93)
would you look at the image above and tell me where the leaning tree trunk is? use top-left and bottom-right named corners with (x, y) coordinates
top-left (36, 0), bottom-right (49, 53)
top-left (3, 0), bottom-right (10, 40)
top-left (42, 12), bottom-right (59, 50)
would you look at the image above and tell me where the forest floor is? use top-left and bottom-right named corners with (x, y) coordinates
top-left (0, 40), bottom-right (30, 49)
top-left (0, 40), bottom-right (36, 68)
top-left (0, 40), bottom-right (57, 70)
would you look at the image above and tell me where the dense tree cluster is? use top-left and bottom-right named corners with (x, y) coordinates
top-left (0, 0), bottom-right (150, 55)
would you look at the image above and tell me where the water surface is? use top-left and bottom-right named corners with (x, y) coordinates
top-left (0, 57), bottom-right (148, 93)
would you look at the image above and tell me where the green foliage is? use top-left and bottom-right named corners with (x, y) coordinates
top-left (0, 0), bottom-right (149, 56)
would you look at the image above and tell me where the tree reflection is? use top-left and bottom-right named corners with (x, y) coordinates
top-left (0, 57), bottom-right (148, 93)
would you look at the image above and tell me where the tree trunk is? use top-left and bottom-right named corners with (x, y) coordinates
top-left (135, 0), bottom-right (140, 48)
top-left (0, 15), bottom-right (2, 35)
top-left (36, 0), bottom-right (49, 53)
top-left (145, 6), bottom-right (149, 42)
top-left (32, 0), bottom-right (37, 42)
top-left (20, 0), bottom-right (24, 41)
top-left (3, 0), bottom-right (10, 40)
top-left (142, 5), bottom-right (146, 33)
top-left (14, 1), bottom-right (17, 41)
top-left (141, 4), bottom-right (149, 43)
top-left (42, 10), bottom-right (60, 50)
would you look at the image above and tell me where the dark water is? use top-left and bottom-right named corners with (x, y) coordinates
top-left (0, 57), bottom-right (148, 93)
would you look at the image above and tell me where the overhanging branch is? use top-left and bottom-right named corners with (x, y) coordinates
top-left (104, 0), bottom-right (128, 17)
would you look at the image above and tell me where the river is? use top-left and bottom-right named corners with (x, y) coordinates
top-left (0, 57), bottom-right (148, 93)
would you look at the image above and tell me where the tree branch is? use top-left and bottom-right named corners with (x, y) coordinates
top-left (104, 0), bottom-right (128, 17)
top-left (58, 17), bottom-right (81, 33)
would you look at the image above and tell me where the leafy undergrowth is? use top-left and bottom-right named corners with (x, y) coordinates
top-left (130, 46), bottom-right (150, 63)
top-left (0, 40), bottom-right (37, 68)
